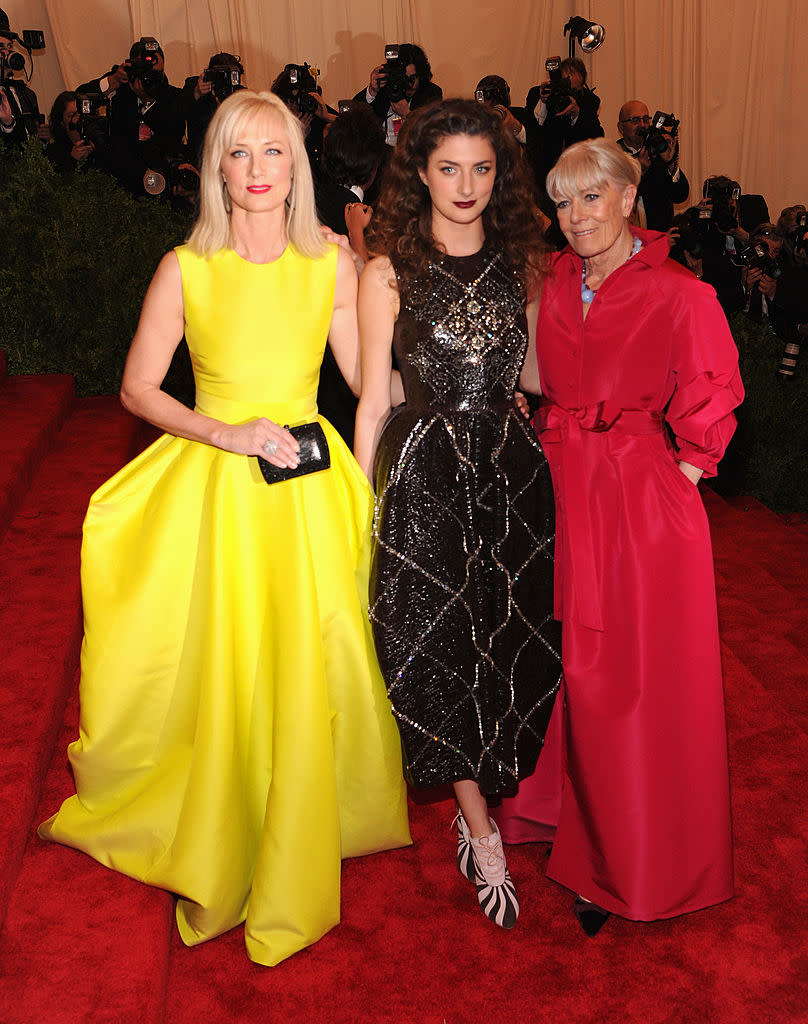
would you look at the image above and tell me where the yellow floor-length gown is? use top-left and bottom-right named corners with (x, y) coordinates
top-left (38, 242), bottom-right (411, 967)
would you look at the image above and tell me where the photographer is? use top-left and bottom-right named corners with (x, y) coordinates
top-left (78, 38), bottom-right (191, 196)
top-left (616, 100), bottom-right (689, 230)
top-left (524, 57), bottom-right (603, 193)
top-left (271, 62), bottom-right (336, 182)
top-left (44, 91), bottom-right (93, 173)
top-left (738, 223), bottom-right (785, 320)
top-left (474, 76), bottom-right (527, 143)
top-left (353, 43), bottom-right (442, 146)
top-left (0, 11), bottom-right (45, 145)
top-left (184, 52), bottom-right (245, 164)
top-left (765, 216), bottom-right (808, 374)
top-left (777, 205), bottom-right (808, 264)
top-left (669, 206), bottom-right (744, 315)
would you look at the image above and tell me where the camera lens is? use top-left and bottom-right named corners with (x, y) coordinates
top-left (777, 342), bottom-right (800, 378)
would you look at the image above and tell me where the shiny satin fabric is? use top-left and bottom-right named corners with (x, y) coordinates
top-left (39, 243), bottom-right (411, 965)
top-left (495, 229), bottom-right (742, 920)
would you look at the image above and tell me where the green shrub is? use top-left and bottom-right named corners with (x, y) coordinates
top-left (713, 311), bottom-right (808, 512)
top-left (0, 139), bottom-right (192, 399)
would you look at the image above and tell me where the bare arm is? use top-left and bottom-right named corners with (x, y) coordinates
top-left (120, 252), bottom-right (299, 466)
top-left (322, 239), bottom-right (404, 404)
top-left (354, 255), bottom-right (398, 482)
top-left (519, 297), bottom-right (542, 395)
top-left (327, 245), bottom-right (362, 395)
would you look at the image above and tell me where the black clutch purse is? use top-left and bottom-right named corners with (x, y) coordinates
top-left (257, 421), bottom-right (331, 485)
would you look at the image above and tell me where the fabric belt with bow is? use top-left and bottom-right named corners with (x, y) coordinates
top-left (535, 401), bottom-right (665, 631)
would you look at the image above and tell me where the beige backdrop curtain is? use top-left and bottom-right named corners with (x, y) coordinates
top-left (5, 0), bottom-right (806, 218)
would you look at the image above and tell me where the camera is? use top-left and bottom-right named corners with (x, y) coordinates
top-left (670, 208), bottom-right (708, 261)
top-left (791, 212), bottom-right (808, 257)
top-left (0, 48), bottom-right (24, 81)
top-left (203, 57), bottom-right (244, 103)
top-left (475, 76), bottom-right (510, 109)
top-left (637, 110), bottom-right (678, 158)
top-left (776, 339), bottom-right (801, 379)
top-left (381, 44), bottom-right (412, 104)
top-left (541, 56), bottom-right (573, 117)
top-left (75, 92), bottom-right (110, 146)
top-left (729, 242), bottom-right (784, 281)
top-left (127, 37), bottom-right (165, 98)
top-left (143, 159), bottom-right (200, 198)
top-left (702, 178), bottom-right (741, 233)
top-left (0, 26), bottom-right (44, 82)
top-left (275, 62), bottom-right (319, 116)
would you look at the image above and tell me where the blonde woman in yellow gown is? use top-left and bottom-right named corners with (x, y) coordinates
top-left (38, 91), bottom-right (410, 967)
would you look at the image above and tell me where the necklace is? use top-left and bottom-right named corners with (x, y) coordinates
top-left (581, 235), bottom-right (643, 303)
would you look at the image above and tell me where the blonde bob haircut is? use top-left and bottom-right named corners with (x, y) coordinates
top-left (187, 90), bottom-right (328, 260)
top-left (546, 138), bottom-right (641, 203)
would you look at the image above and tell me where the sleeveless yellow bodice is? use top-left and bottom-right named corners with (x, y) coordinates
top-left (176, 242), bottom-right (338, 426)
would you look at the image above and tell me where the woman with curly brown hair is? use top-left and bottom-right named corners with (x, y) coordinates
top-left (355, 99), bottom-right (561, 929)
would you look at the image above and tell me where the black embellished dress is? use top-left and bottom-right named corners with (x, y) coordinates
top-left (370, 245), bottom-right (561, 795)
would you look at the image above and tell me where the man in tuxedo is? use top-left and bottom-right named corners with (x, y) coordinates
top-left (353, 44), bottom-right (442, 147)
top-left (77, 37), bottom-right (190, 195)
top-left (616, 99), bottom-right (689, 231)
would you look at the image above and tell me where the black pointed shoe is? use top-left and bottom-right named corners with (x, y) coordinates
top-left (574, 895), bottom-right (611, 937)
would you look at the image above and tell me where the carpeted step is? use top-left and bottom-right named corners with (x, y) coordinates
top-left (0, 682), bottom-right (173, 1024)
top-left (0, 397), bottom-right (142, 928)
top-left (0, 373), bottom-right (76, 541)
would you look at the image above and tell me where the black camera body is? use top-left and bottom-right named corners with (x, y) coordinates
top-left (75, 93), bottom-right (110, 146)
top-left (0, 48), bottom-right (25, 81)
top-left (0, 25), bottom-right (44, 82)
top-left (381, 44), bottom-right (412, 104)
top-left (637, 110), bottom-right (678, 159)
top-left (670, 208), bottom-right (708, 260)
top-left (702, 178), bottom-right (741, 233)
top-left (792, 212), bottom-right (808, 257)
top-left (143, 159), bottom-right (200, 199)
top-left (475, 80), bottom-right (510, 109)
top-left (127, 37), bottom-right (164, 98)
top-left (541, 56), bottom-right (573, 117)
top-left (203, 62), bottom-right (243, 103)
top-left (730, 242), bottom-right (784, 281)
top-left (276, 62), bottom-right (319, 116)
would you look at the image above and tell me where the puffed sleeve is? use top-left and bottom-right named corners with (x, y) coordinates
top-left (666, 278), bottom-right (744, 477)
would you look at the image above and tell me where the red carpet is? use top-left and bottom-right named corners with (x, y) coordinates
top-left (0, 359), bottom-right (806, 1023)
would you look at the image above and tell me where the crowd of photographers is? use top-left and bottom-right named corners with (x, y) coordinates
top-left (2, 13), bottom-right (806, 376)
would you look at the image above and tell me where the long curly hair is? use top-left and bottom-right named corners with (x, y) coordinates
top-left (368, 98), bottom-right (547, 295)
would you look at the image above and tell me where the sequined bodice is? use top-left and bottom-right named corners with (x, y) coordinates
top-left (393, 247), bottom-right (527, 412)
